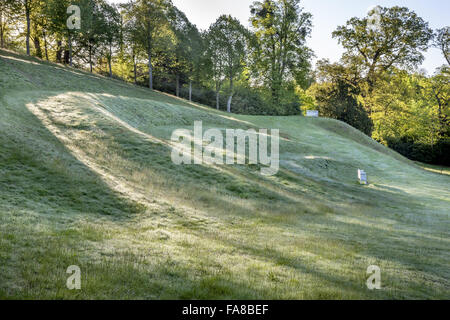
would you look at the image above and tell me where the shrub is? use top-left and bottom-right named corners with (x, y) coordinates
top-left (151, 77), bottom-right (302, 116)
top-left (385, 136), bottom-right (450, 166)
top-left (310, 82), bottom-right (373, 136)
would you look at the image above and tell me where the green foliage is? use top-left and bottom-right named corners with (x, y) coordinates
top-left (328, 7), bottom-right (447, 164)
top-left (250, 0), bottom-right (313, 104)
top-left (6, 0), bottom-right (313, 116)
top-left (310, 60), bottom-right (373, 135)
top-left (333, 6), bottom-right (433, 95)
top-left (121, 0), bottom-right (173, 88)
top-left (297, 87), bottom-right (315, 111)
top-left (386, 136), bottom-right (450, 165)
top-left (371, 68), bottom-right (449, 165)
top-left (1, 50), bottom-right (449, 299)
top-left (163, 5), bottom-right (205, 98)
top-left (0, 0), bottom-right (22, 48)
top-left (43, 0), bottom-right (71, 35)
top-left (3, 0), bottom-right (448, 157)
top-left (434, 27), bottom-right (450, 66)
top-left (205, 15), bottom-right (249, 112)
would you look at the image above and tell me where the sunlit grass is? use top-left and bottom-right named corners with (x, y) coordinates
top-left (416, 162), bottom-right (450, 176)
top-left (0, 49), bottom-right (449, 299)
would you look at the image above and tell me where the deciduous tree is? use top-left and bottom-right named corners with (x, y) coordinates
top-left (333, 6), bottom-right (433, 99)
top-left (206, 15), bottom-right (248, 112)
top-left (434, 27), bottom-right (449, 66)
top-left (250, 0), bottom-right (312, 104)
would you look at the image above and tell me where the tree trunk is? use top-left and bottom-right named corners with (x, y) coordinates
top-left (270, 74), bottom-right (281, 105)
top-left (0, 10), bottom-right (4, 48)
top-left (227, 76), bottom-right (233, 113)
top-left (147, 12), bottom-right (153, 90)
top-left (148, 44), bottom-right (153, 89)
top-left (43, 30), bottom-right (48, 61)
top-left (25, 0), bottom-right (30, 55)
top-left (215, 82), bottom-right (221, 110)
top-left (108, 44), bottom-right (112, 77)
top-left (176, 74), bottom-right (180, 97)
top-left (435, 93), bottom-right (446, 137)
top-left (439, 37), bottom-right (450, 66)
top-left (56, 40), bottom-right (62, 63)
top-left (189, 80), bottom-right (192, 101)
top-left (216, 91), bottom-right (220, 110)
top-left (68, 33), bottom-right (72, 66)
top-left (271, 85), bottom-right (278, 104)
top-left (227, 95), bottom-right (233, 113)
top-left (119, 15), bottom-right (124, 57)
top-left (133, 53), bottom-right (137, 84)
top-left (89, 44), bottom-right (93, 73)
top-left (33, 36), bottom-right (42, 58)
top-left (63, 49), bottom-right (69, 65)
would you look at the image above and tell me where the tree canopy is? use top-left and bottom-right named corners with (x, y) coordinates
top-left (250, 0), bottom-right (313, 104)
top-left (1, 0), bottom-right (448, 164)
top-left (333, 6), bottom-right (433, 93)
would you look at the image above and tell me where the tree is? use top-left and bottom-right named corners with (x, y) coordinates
top-left (205, 28), bottom-right (226, 110)
top-left (75, 0), bottom-right (104, 71)
top-left (122, 4), bottom-right (145, 84)
top-left (186, 29), bottom-right (206, 101)
top-left (30, 0), bottom-right (47, 59)
top-left (99, 1), bottom-right (120, 77)
top-left (310, 59), bottom-right (373, 135)
top-left (434, 27), bottom-right (449, 66)
top-left (23, 0), bottom-right (33, 55)
top-left (167, 6), bottom-right (201, 98)
top-left (44, 0), bottom-right (83, 65)
top-left (0, 0), bottom-right (21, 48)
top-left (333, 6), bottom-right (433, 99)
top-left (124, 0), bottom-right (170, 90)
top-left (206, 15), bottom-right (248, 113)
top-left (250, 0), bottom-right (313, 104)
top-left (428, 67), bottom-right (450, 136)
top-left (370, 68), bottom-right (449, 165)
top-left (16, 0), bottom-right (43, 55)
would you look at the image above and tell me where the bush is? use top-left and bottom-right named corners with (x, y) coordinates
top-left (385, 136), bottom-right (450, 166)
top-left (150, 76), bottom-right (302, 116)
top-left (310, 82), bottom-right (373, 136)
top-left (228, 87), bottom-right (279, 115)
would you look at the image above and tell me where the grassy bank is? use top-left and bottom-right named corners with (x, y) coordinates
top-left (0, 49), bottom-right (449, 299)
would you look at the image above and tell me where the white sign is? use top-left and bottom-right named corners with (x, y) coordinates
top-left (358, 169), bottom-right (368, 184)
top-left (306, 110), bottom-right (319, 117)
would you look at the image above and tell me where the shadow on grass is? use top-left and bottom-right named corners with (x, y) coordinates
top-left (1, 48), bottom-right (449, 299)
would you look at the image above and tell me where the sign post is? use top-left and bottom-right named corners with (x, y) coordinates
top-left (306, 110), bottom-right (319, 118)
top-left (358, 169), bottom-right (368, 185)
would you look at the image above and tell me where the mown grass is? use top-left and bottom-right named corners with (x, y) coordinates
top-left (0, 49), bottom-right (449, 299)
top-left (416, 162), bottom-right (450, 176)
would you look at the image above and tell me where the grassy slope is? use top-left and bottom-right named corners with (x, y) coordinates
top-left (416, 162), bottom-right (450, 176)
top-left (0, 49), bottom-right (448, 299)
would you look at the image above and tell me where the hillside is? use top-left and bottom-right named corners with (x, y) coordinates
top-left (0, 49), bottom-right (449, 299)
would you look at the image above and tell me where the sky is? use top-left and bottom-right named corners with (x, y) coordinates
top-left (112, 0), bottom-right (450, 73)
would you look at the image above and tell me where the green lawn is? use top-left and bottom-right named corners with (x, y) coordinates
top-left (416, 162), bottom-right (450, 176)
top-left (0, 49), bottom-right (449, 299)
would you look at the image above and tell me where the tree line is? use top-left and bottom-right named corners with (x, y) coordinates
top-left (0, 1), bottom-right (448, 164)
top-left (0, 0), bottom-right (313, 116)
top-left (302, 6), bottom-right (449, 165)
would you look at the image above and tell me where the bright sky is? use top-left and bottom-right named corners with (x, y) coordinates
top-left (112, 0), bottom-right (450, 73)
